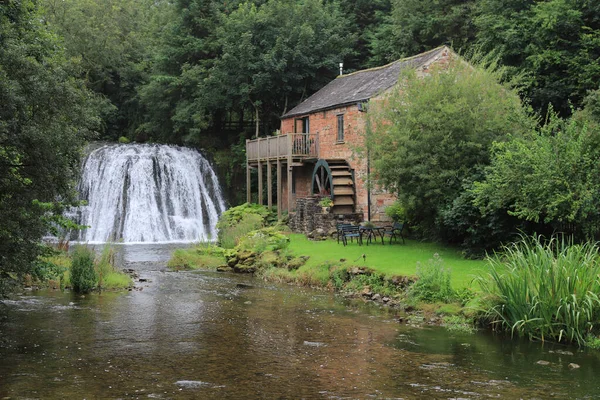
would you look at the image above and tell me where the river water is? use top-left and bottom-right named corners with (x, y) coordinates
top-left (1, 244), bottom-right (599, 399)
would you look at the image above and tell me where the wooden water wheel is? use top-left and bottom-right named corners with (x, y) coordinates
top-left (311, 159), bottom-right (355, 214)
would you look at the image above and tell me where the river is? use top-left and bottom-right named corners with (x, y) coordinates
top-left (1, 244), bottom-right (599, 399)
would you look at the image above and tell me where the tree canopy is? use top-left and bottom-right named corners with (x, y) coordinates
top-left (368, 58), bottom-right (535, 250)
top-left (0, 0), bottom-right (99, 292)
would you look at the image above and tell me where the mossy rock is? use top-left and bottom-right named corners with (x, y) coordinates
top-left (286, 255), bottom-right (309, 271)
top-left (233, 263), bottom-right (256, 273)
top-left (227, 256), bottom-right (238, 268)
top-left (241, 256), bottom-right (256, 266)
top-left (216, 265), bottom-right (233, 272)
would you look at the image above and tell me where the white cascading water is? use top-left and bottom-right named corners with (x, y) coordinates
top-left (74, 144), bottom-right (226, 243)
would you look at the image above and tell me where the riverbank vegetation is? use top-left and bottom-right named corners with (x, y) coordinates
top-left (171, 204), bottom-right (600, 347)
top-left (477, 236), bottom-right (600, 346)
top-left (36, 245), bottom-right (132, 293)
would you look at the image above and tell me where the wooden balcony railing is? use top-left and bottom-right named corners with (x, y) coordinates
top-left (246, 132), bottom-right (319, 162)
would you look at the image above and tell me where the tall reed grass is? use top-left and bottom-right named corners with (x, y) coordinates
top-left (477, 236), bottom-right (600, 345)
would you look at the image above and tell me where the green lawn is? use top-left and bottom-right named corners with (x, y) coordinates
top-left (287, 234), bottom-right (488, 288)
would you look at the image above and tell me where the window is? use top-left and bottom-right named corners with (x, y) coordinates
top-left (295, 117), bottom-right (309, 133)
top-left (337, 114), bottom-right (344, 142)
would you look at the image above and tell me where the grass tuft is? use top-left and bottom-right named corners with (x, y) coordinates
top-left (476, 235), bottom-right (600, 346)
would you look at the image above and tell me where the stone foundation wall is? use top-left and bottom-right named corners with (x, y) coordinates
top-left (289, 196), bottom-right (363, 238)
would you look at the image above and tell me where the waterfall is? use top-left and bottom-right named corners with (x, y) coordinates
top-left (73, 144), bottom-right (226, 243)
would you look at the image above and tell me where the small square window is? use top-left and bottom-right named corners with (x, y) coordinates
top-left (337, 114), bottom-right (344, 142)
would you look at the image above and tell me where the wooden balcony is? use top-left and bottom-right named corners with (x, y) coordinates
top-left (246, 132), bottom-right (319, 163)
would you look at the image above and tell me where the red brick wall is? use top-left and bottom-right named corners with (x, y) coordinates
top-left (281, 105), bottom-right (393, 221)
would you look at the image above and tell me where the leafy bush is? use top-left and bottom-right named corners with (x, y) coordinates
top-left (118, 136), bottom-right (130, 144)
top-left (33, 251), bottom-right (69, 283)
top-left (368, 59), bottom-right (534, 242)
top-left (236, 227), bottom-right (290, 253)
top-left (70, 246), bottom-right (98, 293)
top-left (476, 235), bottom-right (600, 345)
top-left (319, 197), bottom-right (333, 207)
top-left (408, 254), bottom-right (455, 303)
top-left (473, 110), bottom-right (600, 242)
top-left (217, 204), bottom-right (277, 248)
top-left (385, 201), bottom-right (406, 222)
top-left (586, 335), bottom-right (600, 350)
top-left (217, 203), bottom-right (277, 230)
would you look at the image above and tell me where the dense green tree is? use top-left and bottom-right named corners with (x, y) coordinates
top-left (204, 0), bottom-right (353, 138)
top-left (337, 0), bottom-right (391, 70)
top-left (137, 0), bottom-right (224, 144)
top-left (368, 58), bottom-right (534, 246)
top-left (0, 0), bottom-right (100, 294)
top-left (475, 0), bottom-right (600, 115)
top-left (41, 0), bottom-right (160, 139)
top-left (473, 100), bottom-right (600, 239)
top-left (369, 0), bottom-right (476, 65)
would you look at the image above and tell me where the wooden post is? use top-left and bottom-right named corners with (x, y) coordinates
top-left (287, 134), bottom-right (293, 212)
top-left (277, 159), bottom-right (282, 218)
top-left (257, 160), bottom-right (263, 205)
top-left (246, 139), bottom-right (251, 203)
top-left (267, 161), bottom-right (272, 209)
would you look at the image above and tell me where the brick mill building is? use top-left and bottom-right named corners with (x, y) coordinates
top-left (246, 46), bottom-right (454, 222)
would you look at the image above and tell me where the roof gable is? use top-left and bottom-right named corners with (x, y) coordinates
top-left (282, 46), bottom-right (452, 118)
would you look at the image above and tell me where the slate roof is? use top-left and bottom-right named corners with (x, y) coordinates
top-left (282, 46), bottom-right (450, 119)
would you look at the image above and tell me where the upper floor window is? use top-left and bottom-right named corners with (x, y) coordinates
top-left (337, 114), bottom-right (344, 142)
top-left (295, 117), bottom-right (309, 133)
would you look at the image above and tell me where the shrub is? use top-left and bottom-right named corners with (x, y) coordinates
top-left (385, 201), bottom-right (406, 222)
top-left (236, 227), bottom-right (290, 253)
top-left (408, 253), bottom-right (455, 303)
top-left (217, 203), bottom-right (277, 230)
top-left (586, 334), bottom-right (600, 350)
top-left (476, 235), bottom-right (600, 345)
top-left (217, 203), bottom-right (277, 248)
top-left (70, 246), bottom-right (97, 293)
top-left (319, 197), bottom-right (333, 207)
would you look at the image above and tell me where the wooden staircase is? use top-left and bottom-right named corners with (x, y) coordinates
top-left (328, 160), bottom-right (355, 214)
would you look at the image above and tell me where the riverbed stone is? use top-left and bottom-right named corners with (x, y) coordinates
top-left (568, 363), bottom-right (580, 369)
top-left (536, 360), bottom-right (551, 366)
top-left (216, 265), bottom-right (233, 272)
top-left (372, 293), bottom-right (381, 301)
